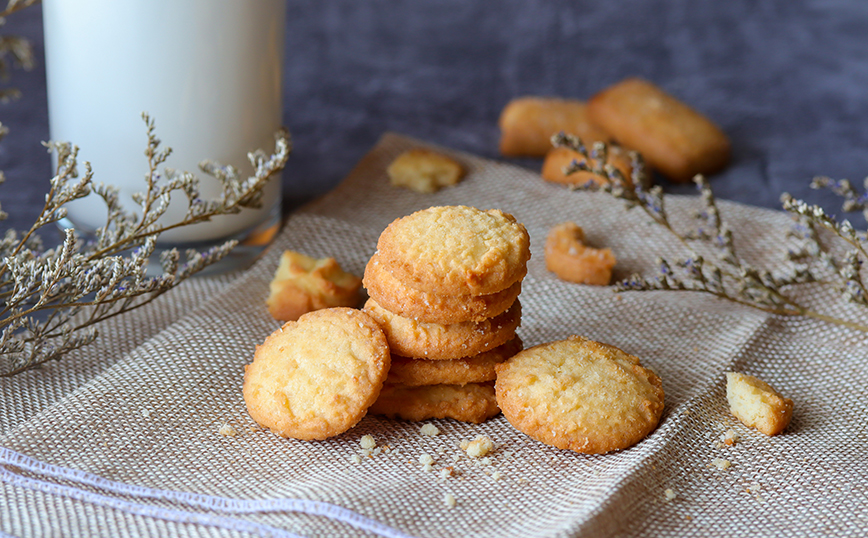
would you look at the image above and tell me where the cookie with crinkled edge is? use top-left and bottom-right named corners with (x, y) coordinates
top-left (376, 205), bottom-right (531, 296)
top-left (370, 382), bottom-right (500, 423)
top-left (495, 336), bottom-right (664, 454)
top-left (364, 252), bottom-right (522, 324)
top-left (243, 308), bottom-right (390, 440)
top-left (364, 298), bottom-right (521, 361)
top-left (387, 337), bottom-right (523, 387)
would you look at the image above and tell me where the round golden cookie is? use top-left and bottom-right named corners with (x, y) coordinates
top-left (363, 298), bottom-right (521, 361)
top-left (369, 382), bottom-right (500, 423)
top-left (376, 205), bottom-right (531, 296)
top-left (243, 308), bottom-right (390, 440)
top-left (363, 253), bottom-right (522, 324)
top-left (495, 336), bottom-right (664, 454)
top-left (387, 337), bottom-right (523, 387)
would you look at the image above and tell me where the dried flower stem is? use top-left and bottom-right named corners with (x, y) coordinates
top-left (0, 116), bottom-right (291, 376)
top-left (552, 132), bottom-right (868, 333)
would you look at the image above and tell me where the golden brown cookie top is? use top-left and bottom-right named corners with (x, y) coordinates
top-left (495, 336), bottom-right (664, 454)
top-left (243, 308), bottom-right (390, 440)
top-left (376, 205), bottom-right (531, 296)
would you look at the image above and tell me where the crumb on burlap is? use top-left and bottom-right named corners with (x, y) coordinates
top-left (444, 493), bottom-right (457, 508)
top-left (218, 423), bottom-right (237, 437)
top-left (720, 429), bottom-right (738, 446)
top-left (420, 424), bottom-right (440, 437)
top-left (463, 435), bottom-right (494, 458)
top-left (360, 434), bottom-right (376, 449)
top-left (664, 488), bottom-right (677, 501)
top-left (711, 458), bottom-right (731, 470)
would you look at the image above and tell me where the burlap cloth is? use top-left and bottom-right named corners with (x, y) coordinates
top-left (1, 133), bottom-right (866, 538)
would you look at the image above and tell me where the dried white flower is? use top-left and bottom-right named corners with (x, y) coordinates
top-left (0, 116), bottom-right (290, 376)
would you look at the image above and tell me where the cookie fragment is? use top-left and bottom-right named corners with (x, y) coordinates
top-left (495, 336), bottom-right (664, 454)
top-left (545, 222), bottom-right (616, 285)
top-left (726, 372), bottom-right (793, 436)
top-left (266, 250), bottom-right (362, 321)
top-left (387, 148), bottom-right (465, 193)
top-left (243, 308), bottom-right (390, 440)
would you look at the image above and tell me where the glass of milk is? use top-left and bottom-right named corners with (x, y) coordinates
top-left (42, 0), bottom-right (286, 270)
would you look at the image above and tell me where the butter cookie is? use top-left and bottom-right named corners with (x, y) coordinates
top-left (387, 337), bottom-right (522, 387)
top-left (370, 382), bottom-right (500, 423)
top-left (376, 205), bottom-right (531, 296)
top-left (495, 336), bottom-right (664, 454)
top-left (243, 308), bottom-right (389, 440)
top-left (363, 252), bottom-right (521, 324)
top-left (364, 298), bottom-right (521, 361)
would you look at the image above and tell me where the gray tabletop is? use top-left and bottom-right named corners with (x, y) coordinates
top-left (4, 0), bottom-right (868, 245)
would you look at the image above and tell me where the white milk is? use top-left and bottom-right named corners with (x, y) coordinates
top-left (42, 0), bottom-right (286, 244)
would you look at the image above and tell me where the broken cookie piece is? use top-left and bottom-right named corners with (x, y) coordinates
top-left (266, 250), bottom-right (362, 321)
top-left (387, 149), bottom-right (465, 193)
top-left (545, 222), bottom-right (616, 285)
top-left (726, 372), bottom-right (793, 436)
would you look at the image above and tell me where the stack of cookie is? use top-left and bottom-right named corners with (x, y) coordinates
top-left (362, 205), bottom-right (531, 424)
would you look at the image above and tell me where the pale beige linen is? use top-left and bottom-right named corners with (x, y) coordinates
top-left (1, 133), bottom-right (865, 537)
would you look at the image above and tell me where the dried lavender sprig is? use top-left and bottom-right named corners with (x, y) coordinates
top-left (0, 117), bottom-right (291, 376)
top-left (554, 134), bottom-right (868, 332)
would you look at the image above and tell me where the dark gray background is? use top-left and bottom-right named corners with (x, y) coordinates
top-left (4, 1), bottom-right (868, 245)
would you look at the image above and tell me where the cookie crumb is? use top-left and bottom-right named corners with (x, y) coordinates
top-left (218, 423), bottom-right (237, 437)
top-left (420, 424), bottom-right (440, 437)
top-left (491, 471), bottom-right (503, 480)
top-left (444, 493), bottom-right (457, 508)
top-left (141, 409), bottom-right (151, 418)
top-left (664, 489), bottom-right (677, 501)
top-left (464, 435), bottom-right (494, 458)
top-left (360, 434), bottom-right (376, 449)
top-left (719, 429), bottom-right (738, 447)
top-left (350, 455), bottom-right (362, 464)
top-left (440, 467), bottom-right (454, 479)
top-left (419, 454), bottom-right (435, 466)
top-left (711, 458), bottom-right (731, 470)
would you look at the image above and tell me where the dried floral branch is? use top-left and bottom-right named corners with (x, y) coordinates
top-left (0, 116), bottom-right (291, 376)
top-left (552, 132), bottom-right (868, 333)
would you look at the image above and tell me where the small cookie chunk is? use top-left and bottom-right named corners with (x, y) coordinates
top-left (364, 298), bottom-right (521, 361)
top-left (726, 372), bottom-right (793, 436)
top-left (243, 308), bottom-right (390, 440)
top-left (545, 222), bottom-right (616, 285)
top-left (266, 250), bottom-right (362, 321)
top-left (363, 252), bottom-right (521, 324)
top-left (541, 146), bottom-right (633, 187)
top-left (495, 336), bottom-right (664, 454)
top-left (370, 382), bottom-right (500, 423)
top-left (387, 148), bottom-right (465, 193)
top-left (376, 205), bottom-right (531, 296)
top-left (587, 78), bottom-right (730, 182)
top-left (499, 97), bottom-right (611, 157)
top-left (387, 337), bottom-right (523, 387)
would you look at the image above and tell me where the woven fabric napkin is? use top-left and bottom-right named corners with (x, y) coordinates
top-left (1, 133), bottom-right (866, 538)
